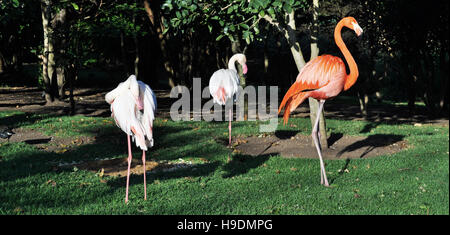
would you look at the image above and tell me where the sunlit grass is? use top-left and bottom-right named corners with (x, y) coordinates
top-left (0, 110), bottom-right (448, 214)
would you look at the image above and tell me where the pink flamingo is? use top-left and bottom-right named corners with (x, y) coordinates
top-left (209, 53), bottom-right (248, 146)
top-left (105, 75), bottom-right (156, 203)
top-left (278, 17), bottom-right (363, 186)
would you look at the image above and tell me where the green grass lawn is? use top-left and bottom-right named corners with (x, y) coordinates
top-left (0, 110), bottom-right (448, 215)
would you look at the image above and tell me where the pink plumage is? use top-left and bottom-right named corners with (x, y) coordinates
top-left (209, 53), bottom-right (247, 145)
top-left (105, 74), bottom-right (156, 203)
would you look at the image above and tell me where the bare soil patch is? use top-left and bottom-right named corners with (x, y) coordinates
top-left (2, 127), bottom-right (93, 153)
top-left (64, 158), bottom-right (194, 177)
top-left (233, 132), bottom-right (408, 160)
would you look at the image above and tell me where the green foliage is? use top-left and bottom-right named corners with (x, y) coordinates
top-left (52, 1), bottom-right (149, 70)
top-left (0, 0), bottom-right (42, 67)
top-left (162, 0), bottom-right (308, 44)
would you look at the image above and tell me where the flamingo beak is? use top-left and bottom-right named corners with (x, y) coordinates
top-left (242, 64), bottom-right (248, 74)
top-left (352, 22), bottom-right (363, 36)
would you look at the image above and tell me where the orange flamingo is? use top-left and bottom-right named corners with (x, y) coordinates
top-left (278, 17), bottom-right (363, 187)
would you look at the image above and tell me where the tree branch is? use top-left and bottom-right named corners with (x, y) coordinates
top-left (261, 14), bottom-right (285, 33)
top-left (220, 1), bottom-right (237, 11)
top-left (143, 0), bottom-right (155, 26)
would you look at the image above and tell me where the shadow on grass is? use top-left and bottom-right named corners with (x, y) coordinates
top-left (221, 153), bottom-right (271, 178)
top-left (105, 161), bottom-right (221, 190)
top-left (0, 112), bottom-right (57, 128)
top-left (336, 134), bottom-right (405, 159)
top-left (0, 119), bottom-right (228, 211)
top-left (0, 120), bottom-right (189, 178)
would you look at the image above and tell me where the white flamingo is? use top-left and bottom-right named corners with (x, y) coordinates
top-left (105, 75), bottom-right (156, 203)
top-left (209, 53), bottom-right (247, 146)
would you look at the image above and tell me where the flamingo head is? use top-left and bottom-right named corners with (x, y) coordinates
top-left (344, 17), bottom-right (363, 36)
top-left (236, 54), bottom-right (248, 74)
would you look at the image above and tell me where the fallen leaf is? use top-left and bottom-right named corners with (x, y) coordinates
top-left (13, 207), bottom-right (24, 214)
top-left (398, 168), bottom-right (410, 171)
top-left (98, 168), bottom-right (105, 178)
top-left (55, 149), bottom-right (68, 154)
top-left (79, 182), bottom-right (90, 187)
top-left (232, 149), bottom-right (241, 154)
top-left (46, 180), bottom-right (56, 187)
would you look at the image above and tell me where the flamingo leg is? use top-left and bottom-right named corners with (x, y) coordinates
top-left (125, 134), bottom-right (133, 203)
top-left (311, 100), bottom-right (329, 187)
top-left (142, 150), bottom-right (147, 200)
top-left (228, 108), bottom-right (232, 146)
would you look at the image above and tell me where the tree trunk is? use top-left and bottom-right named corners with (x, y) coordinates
top-left (281, 11), bottom-right (328, 148)
top-left (40, 0), bottom-right (54, 103)
top-left (284, 12), bottom-right (307, 70)
top-left (54, 8), bottom-right (68, 99)
top-left (0, 51), bottom-right (5, 73)
top-left (307, 0), bottom-right (328, 148)
top-left (262, 7), bottom-right (328, 148)
top-left (45, 6), bottom-right (69, 101)
top-left (143, 0), bottom-right (176, 88)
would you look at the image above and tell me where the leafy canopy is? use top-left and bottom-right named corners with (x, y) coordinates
top-left (162, 0), bottom-right (308, 43)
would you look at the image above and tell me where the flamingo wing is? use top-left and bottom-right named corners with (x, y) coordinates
top-left (138, 81), bottom-right (157, 148)
top-left (278, 55), bottom-right (345, 125)
top-left (209, 69), bottom-right (240, 105)
top-left (110, 90), bottom-right (148, 150)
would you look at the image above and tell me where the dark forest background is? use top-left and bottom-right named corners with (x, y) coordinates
top-left (0, 0), bottom-right (448, 118)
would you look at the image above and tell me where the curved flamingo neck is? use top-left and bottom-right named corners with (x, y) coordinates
top-left (334, 20), bottom-right (359, 91)
top-left (228, 54), bottom-right (240, 72)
